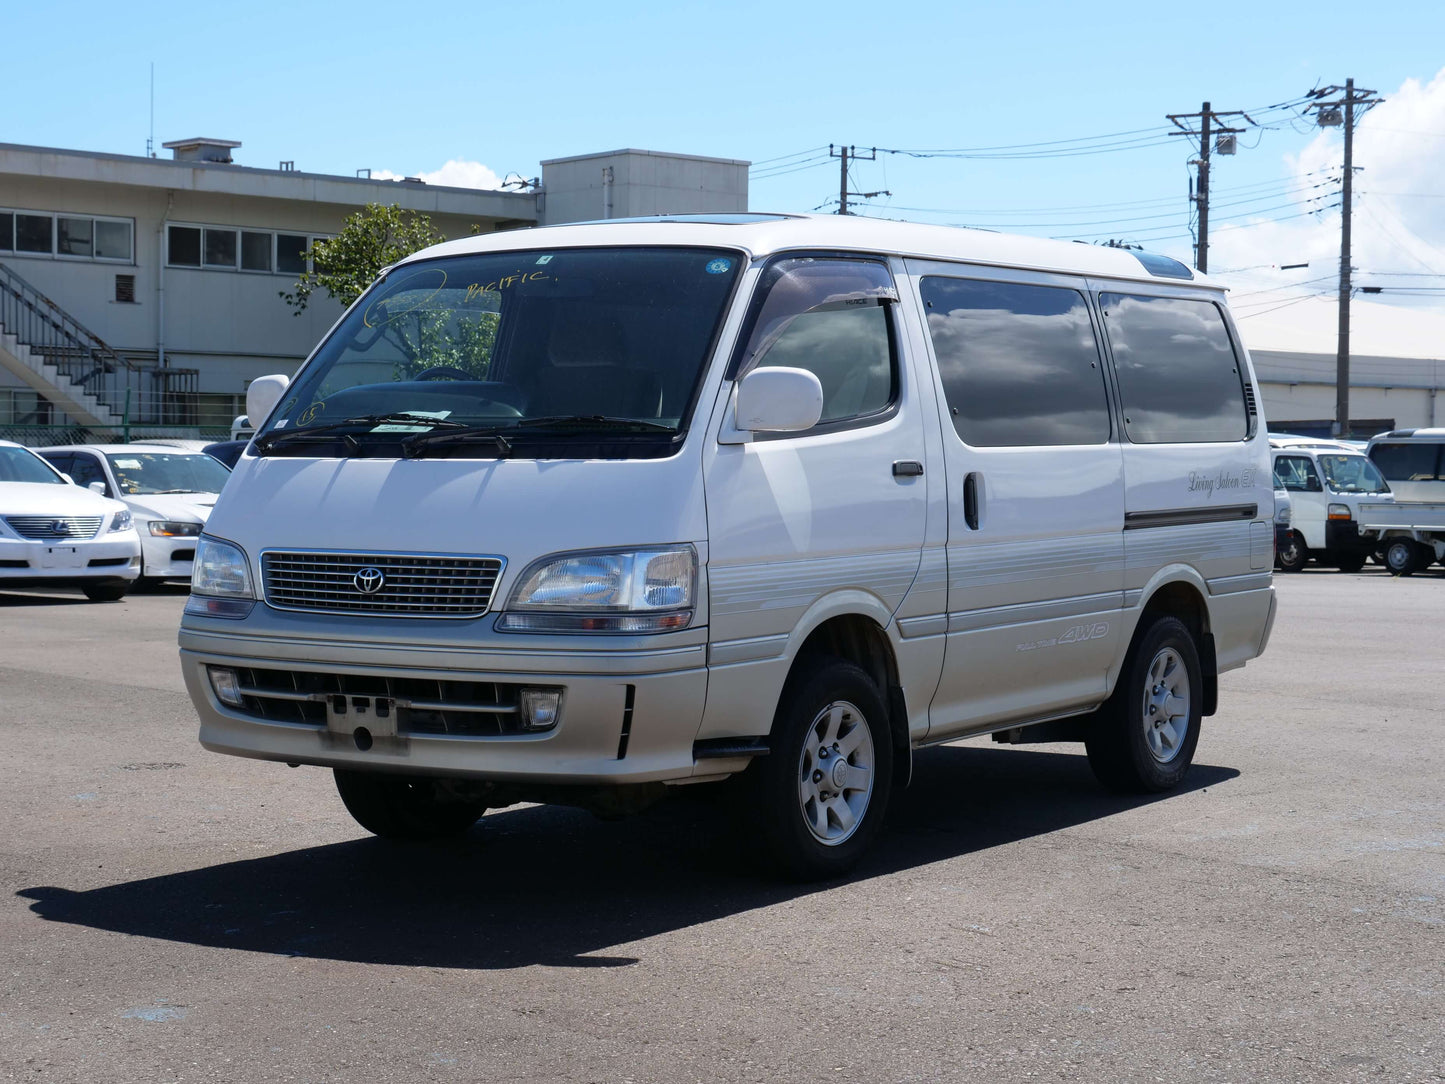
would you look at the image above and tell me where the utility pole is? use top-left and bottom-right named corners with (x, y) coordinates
top-left (828, 145), bottom-right (889, 215)
top-left (1167, 103), bottom-right (1250, 273)
top-left (1306, 80), bottom-right (1383, 438)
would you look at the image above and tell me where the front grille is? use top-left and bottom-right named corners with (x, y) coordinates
top-left (229, 666), bottom-right (532, 736)
top-left (5, 515), bottom-right (103, 540)
top-left (261, 550), bottom-right (504, 617)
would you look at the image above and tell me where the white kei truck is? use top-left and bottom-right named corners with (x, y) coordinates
top-left (1359, 429), bottom-right (1445, 575)
top-left (179, 214), bottom-right (1277, 878)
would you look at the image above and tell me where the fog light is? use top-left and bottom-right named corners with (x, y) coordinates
top-left (518, 688), bottom-right (562, 731)
top-left (208, 667), bottom-right (244, 708)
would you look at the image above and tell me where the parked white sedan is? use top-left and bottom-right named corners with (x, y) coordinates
top-left (37, 445), bottom-right (230, 586)
top-left (0, 441), bottom-right (141, 601)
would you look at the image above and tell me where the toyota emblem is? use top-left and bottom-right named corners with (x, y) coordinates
top-left (353, 567), bottom-right (386, 594)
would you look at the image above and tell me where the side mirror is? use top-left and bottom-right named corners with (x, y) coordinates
top-left (734, 367), bottom-right (824, 434)
top-left (88, 481), bottom-right (107, 495)
top-left (246, 374), bottom-right (291, 429)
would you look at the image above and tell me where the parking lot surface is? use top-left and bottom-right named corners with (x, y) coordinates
top-left (1, 569), bottom-right (1442, 1083)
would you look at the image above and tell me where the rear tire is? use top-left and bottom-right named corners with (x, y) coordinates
top-left (1086, 616), bottom-right (1202, 794)
top-left (82, 583), bottom-right (130, 602)
top-left (1276, 532), bottom-right (1308, 572)
top-left (333, 770), bottom-right (486, 840)
top-left (1384, 539), bottom-right (1426, 577)
top-left (744, 656), bottom-right (893, 880)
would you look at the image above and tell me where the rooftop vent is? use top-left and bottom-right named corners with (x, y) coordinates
top-left (161, 137), bottom-right (242, 164)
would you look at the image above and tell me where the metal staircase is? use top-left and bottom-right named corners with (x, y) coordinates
top-left (0, 260), bottom-right (198, 427)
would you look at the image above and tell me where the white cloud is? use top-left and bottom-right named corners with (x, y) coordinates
top-left (371, 159), bottom-right (506, 191)
top-left (1196, 68), bottom-right (1445, 320)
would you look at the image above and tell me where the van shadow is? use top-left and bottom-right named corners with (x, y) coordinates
top-left (0, 589), bottom-right (93, 607)
top-left (17, 746), bottom-right (1238, 970)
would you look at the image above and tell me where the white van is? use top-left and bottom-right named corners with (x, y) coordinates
top-left (179, 215), bottom-right (1277, 877)
top-left (1268, 436), bottom-right (1393, 572)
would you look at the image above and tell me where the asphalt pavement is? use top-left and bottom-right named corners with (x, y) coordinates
top-left (0, 569), bottom-right (1441, 1083)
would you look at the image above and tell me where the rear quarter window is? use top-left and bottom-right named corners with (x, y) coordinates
top-left (1100, 293), bottom-right (1249, 444)
top-left (1369, 442), bottom-right (1442, 481)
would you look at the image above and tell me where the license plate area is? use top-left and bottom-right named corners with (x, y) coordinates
top-left (39, 546), bottom-right (84, 570)
top-left (324, 694), bottom-right (399, 740)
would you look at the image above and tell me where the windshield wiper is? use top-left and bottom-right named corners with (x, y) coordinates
top-left (401, 416), bottom-right (676, 459)
top-left (253, 413), bottom-right (468, 454)
top-left (513, 415), bottom-right (677, 433)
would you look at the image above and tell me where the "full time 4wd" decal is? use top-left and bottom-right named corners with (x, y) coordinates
top-left (1016, 622), bottom-right (1110, 653)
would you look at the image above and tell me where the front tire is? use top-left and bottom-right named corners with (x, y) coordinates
top-left (1335, 551), bottom-right (1367, 573)
top-left (1276, 531), bottom-right (1308, 572)
top-left (745, 657), bottom-right (893, 880)
top-left (1384, 539), bottom-right (1426, 577)
top-left (333, 770), bottom-right (486, 840)
top-left (1086, 616), bottom-right (1202, 793)
top-left (82, 582), bottom-right (130, 602)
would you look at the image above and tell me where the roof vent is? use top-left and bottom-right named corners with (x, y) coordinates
top-left (161, 137), bottom-right (242, 164)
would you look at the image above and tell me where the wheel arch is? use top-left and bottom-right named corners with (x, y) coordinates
top-left (777, 596), bottom-right (912, 789)
top-left (1123, 570), bottom-right (1218, 717)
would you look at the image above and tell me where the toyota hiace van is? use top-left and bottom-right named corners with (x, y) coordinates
top-left (179, 215), bottom-right (1277, 877)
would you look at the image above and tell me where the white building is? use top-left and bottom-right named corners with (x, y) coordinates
top-left (0, 140), bottom-right (747, 437)
top-left (1235, 294), bottom-right (1445, 438)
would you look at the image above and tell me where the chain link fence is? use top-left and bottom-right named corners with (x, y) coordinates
top-left (0, 424), bottom-right (231, 448)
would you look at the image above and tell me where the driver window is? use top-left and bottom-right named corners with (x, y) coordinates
top-left (737, 258), bottom-right (898, 428)
top-left (1273, 456), bottom-right (1319, 492)
top-left (68, 454), bottom-right (109, 495)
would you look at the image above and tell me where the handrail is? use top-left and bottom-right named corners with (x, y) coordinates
top-left (0, 259), bottom-right (199, 424)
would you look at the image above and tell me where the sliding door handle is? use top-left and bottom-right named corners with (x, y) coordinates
top-left (963, 472), bottom-right (982, 530)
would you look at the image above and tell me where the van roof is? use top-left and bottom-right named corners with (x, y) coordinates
top-left (1369, 428), bottom-right (1445, 442)
top-left (403, 213), bottom-right (1221, 291)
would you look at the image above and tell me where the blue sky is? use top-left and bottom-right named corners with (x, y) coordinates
top-left (9, 1), bottom-right (1445, 312)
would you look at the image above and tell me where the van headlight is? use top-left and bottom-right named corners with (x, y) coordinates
top-left (107, 510), bottom-right (133, 533)
top-left (497, 546), bottom-right (696, 633)
top-left (184, 536), bottom-right (255, 619)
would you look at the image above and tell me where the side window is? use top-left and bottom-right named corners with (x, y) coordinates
top-left (1101, 293), bottom-right (1249, 444)
top-left (1273, 456), bottom-right (1319, 492)
top-left (737, 258), bottom-right (898, 428)
top-left (919, 276), bottom-right (1110, 447)
top-left (68, 454), bottom-right (109, 494)
top-left (1369, 442), bottom-right (1441, 482)
top-left (41, 452), bottom-right (72, 479)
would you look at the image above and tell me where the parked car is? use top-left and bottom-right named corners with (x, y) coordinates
top-left (37, 445), bottom-right (230, 586)
top-left (1269, 436), bottom-right (1392, 571)
top-left (0, 440), bottom-right (140, 600)
top-left (202, 440), bottom-right (249, 469)
top-left (180, 214), bottom-right (1277, 877)
top-left (1273, 486), bottom-right (1294, 568)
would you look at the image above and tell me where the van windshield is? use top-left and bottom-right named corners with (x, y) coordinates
top-left (262, 247), bottom-right (742, 459)
top-left (1318, 454), bottom-right (1390, 494)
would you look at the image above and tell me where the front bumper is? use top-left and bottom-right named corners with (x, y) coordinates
top-left (179, 614), bottom-right (711, 785)
top-left (1325, 519), bottom-right (1375, 555)
top-left (0, 533), bottom-right (141, 587)
top-left (139, 531), bottom-right (199, 581)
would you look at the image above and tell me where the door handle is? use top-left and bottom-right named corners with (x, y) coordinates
top-left (963, 472), bottom-right (982, 530)
top-left (892, 460), bottom-right (924, 478)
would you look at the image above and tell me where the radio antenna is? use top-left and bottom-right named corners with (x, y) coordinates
top-left (146, 62), bottom-right (155, 157)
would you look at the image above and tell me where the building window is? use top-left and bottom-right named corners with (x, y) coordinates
top-left (204, 228), bottom-right (237, 268)
top-left (166, 223), bottom-right (322, 275)
top-left (0, 389), bottom-right (52, 425)
top-left (241, 231), bottom-right (272, 272)
top-left (168, 225), bottom-right (202, 266)
top-left (276, 233), bottom-right (310, 275)
top-left (0, 210), bottom-right (132, 262)
top-left (15, 213), bottom-right (53, 254)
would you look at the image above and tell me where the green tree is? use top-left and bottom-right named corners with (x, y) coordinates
top-left (280, 202), bottom-right (445, 314)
